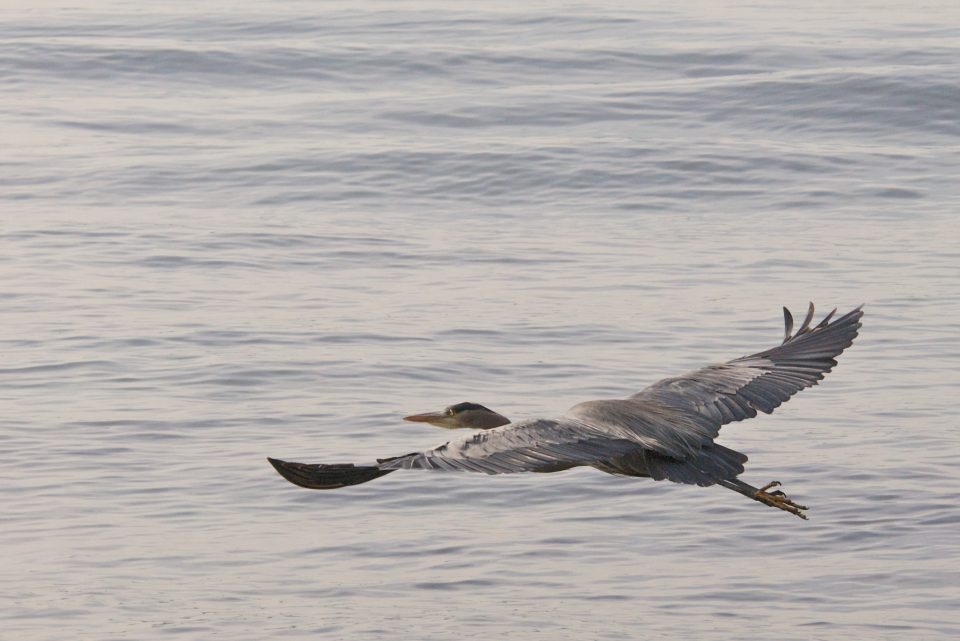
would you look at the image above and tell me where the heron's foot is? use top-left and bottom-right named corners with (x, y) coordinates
top-left (755, 481), bottom-right (809, 520)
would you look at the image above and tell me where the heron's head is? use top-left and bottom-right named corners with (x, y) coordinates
top-left (403, 402), bottom-right (511, 430)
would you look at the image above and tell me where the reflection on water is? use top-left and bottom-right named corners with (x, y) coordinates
top-left (2, 1), bottom-right (959, 639)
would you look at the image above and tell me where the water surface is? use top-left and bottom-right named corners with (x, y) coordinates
top-left (2, 1), bottom-right (959, 639)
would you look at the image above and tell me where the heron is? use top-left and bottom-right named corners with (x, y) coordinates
top-left (269, 303), bottom-right (863, 519)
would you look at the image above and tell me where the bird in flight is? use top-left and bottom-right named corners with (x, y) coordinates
top-left (269, 303), bottom-right (863, 519)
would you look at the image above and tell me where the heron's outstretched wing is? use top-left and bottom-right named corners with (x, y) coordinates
top-left (630, 303), bottom-right (863, 428)
top-left (378, 417), bottom-right (641, 474)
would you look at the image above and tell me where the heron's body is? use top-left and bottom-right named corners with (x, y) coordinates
top-left (269, 304), bottom-right (863, 519)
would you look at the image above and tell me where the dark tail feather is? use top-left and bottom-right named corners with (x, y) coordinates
top-left (267, 457), bottom-right (394, 490)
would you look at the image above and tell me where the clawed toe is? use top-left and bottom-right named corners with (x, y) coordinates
top-left (755, 482), bottom-right (809, 520)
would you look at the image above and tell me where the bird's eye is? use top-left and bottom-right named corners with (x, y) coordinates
top-left (446, 408), bottom-right (455, 416)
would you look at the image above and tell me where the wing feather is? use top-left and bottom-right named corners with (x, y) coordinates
top-left (379, 418), bottom-right (641, 474)
top-left (631, 304), bottom-right (863, 431)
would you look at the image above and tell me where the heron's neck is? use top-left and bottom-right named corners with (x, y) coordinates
top-left (474, 412), bottom-right (511, 429)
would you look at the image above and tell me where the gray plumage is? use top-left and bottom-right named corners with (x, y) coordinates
top-left (268, 303), bottom-right (863, 519)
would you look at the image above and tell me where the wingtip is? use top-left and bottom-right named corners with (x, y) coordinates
top-left (267, 456), bottom-right (394, 489)
top-left (782, 306), bottom-right (794, 343)
top-left (797, 302), bottom-right (816, 336)
top-left (267, 457), bottom-right (293, 477)
top-left (838, 304), bottom-right (865, 322)
top-left (783, 302), bottom-right (866, 334)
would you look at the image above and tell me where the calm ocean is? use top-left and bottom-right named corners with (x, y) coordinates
top-left (2, 1), bottom-right (958, 639)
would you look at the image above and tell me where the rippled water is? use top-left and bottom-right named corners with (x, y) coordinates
top-left (3, 1), bottom-right (959, 639)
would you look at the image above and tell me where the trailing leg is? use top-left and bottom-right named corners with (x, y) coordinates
top-left (719, 478), bottom-right (809, 520)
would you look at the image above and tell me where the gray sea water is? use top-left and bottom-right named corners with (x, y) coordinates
top-left (2, 1), bottom-right (959, 639)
